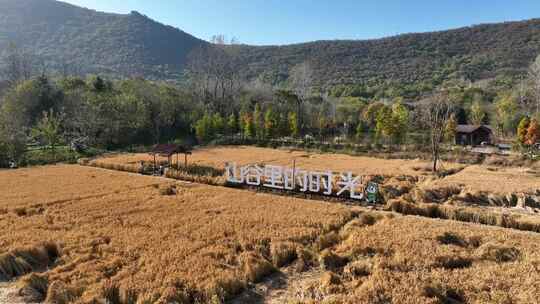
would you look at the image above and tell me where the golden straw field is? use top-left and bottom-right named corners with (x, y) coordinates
top-left (0, 165), bottom-right (353, 303)
top-left (271, 214), bottom-right (540, 304)
top-left (93, 146), bottom-right (462, 177)
top-left (430, 164), bottom-right (540, 194)
top-left (1, 147), bottom-right (539, 303)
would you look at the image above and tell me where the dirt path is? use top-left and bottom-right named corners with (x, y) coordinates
top-left (0, 282), bottom-right (26, 304)
top-left (229, 267), bottom-right (328, 304)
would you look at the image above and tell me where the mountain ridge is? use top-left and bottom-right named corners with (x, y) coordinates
top-left (1, 0), bottom-right (540, 89)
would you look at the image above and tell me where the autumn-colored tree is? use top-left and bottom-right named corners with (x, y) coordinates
top-left (264, 108), bottom-right (278, 138)
top-left (526, 119), bottom-right (540, 146)
top-left (469, 101), bottom-right (486, 125)
top-left (243, 114), bottom-right (255, 139)
top-left (445, 114), bottom-right (458, 143)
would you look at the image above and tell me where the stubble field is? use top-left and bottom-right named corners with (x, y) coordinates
top-left (0, 165), bottom-right (353, 303)
top-left (1, 146), bottom-right (539, 304)
top-left (92, 146), bottom-right (462, 177)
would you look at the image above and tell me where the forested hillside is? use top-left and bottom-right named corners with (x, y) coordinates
top-left (1, 0), bottom-right (540, 89)
top-left (0, 0), bottom-right (206, 80)
top-left (230, 19), bottom-right (540, 90)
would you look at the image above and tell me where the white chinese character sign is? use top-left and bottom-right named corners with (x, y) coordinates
top-left (225, 162), bottom-right (378, 202)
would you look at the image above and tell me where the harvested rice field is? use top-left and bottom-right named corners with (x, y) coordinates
top-left (1, 147), bottom-right (540, 304)
top-left (260, 213), bottom-right (540, 304)
top-left (0, 165), bottom-right (353, 303)
top-left (430, 164), bottom-right (540, 194)
top-left (92, 146), bottom-right (464, 177)
top-left (92, 146), bottom-right (539, 195)
top-left (0, 165), bottom-right (167, 208)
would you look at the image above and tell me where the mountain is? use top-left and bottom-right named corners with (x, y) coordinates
top-left (0, 0), bottom-right (207, 80)
top-left (232, 19), bottom-right (540, 88)
top-left (1, 0), bottom-right (540, 88)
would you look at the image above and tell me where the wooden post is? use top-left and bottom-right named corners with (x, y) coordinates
top-left (153, 154), bottom-right (156, 175)
top-left (292, 159), bottom-right (296, 191)
top-left (184, 153), bottom-right (188, 168)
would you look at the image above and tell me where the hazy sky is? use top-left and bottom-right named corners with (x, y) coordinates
top-left (63, 0), bottom-right (540, 45)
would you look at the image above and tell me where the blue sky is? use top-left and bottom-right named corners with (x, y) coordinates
top-left (63, 0), bottom-right (540, 45)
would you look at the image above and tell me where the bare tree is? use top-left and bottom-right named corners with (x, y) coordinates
top-left (289, 61), bottom-right (313, 133)
top-left (421, 91), bottom-right (454, 172)
top-left (1, 42), bottom-right (33, 86)
top-left (528, 54), bottom-right (540, 116)
top-left (186, 38), bottom-right (241, 114)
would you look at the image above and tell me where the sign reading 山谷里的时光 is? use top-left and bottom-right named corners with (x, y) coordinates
top-left (225, 162), bottom-right (379, 203)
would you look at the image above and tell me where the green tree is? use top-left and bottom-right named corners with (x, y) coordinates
top-left (375, 105), bottom-right (395, 142)
top-left (195, 113), bottom-right (213, 143)
top-left (31, 109), bottom-right (64, 159)
top-left (494, 93), bottom-right (518, 136)
top-left (517, 117), bottom-right (531, 145)
top-left (288, 112), bottom-right (299, 138)
top-left (470, 101), bottom-right (486, 125)
top-left (355, 123), bottom-right (364, 142)
top-left (253, 103), bottom-right (263, 139)
top-left (362, 102), bottom-right (385, 130)
top-left (243, 113), bottom-right (255, 139)
top-left (391, 101), bottom-right (409, 144)
top-left (226, 113), bottom-right (238, 135)
top-left (264, 108), bottom-right (277, 138)
top-left (211, 113), bottom-right (225, 135)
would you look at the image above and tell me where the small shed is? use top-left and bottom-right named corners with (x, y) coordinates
top-left (455, 125), bottom-right (493, 146)
top-left (149, 144), bottom-right (192, 172)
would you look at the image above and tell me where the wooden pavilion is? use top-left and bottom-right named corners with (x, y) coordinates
top-left (149, 144), bottom-right (192, 174)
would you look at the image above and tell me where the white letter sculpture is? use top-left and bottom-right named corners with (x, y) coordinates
top-left (225, 162), bottom-right (366, 201)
